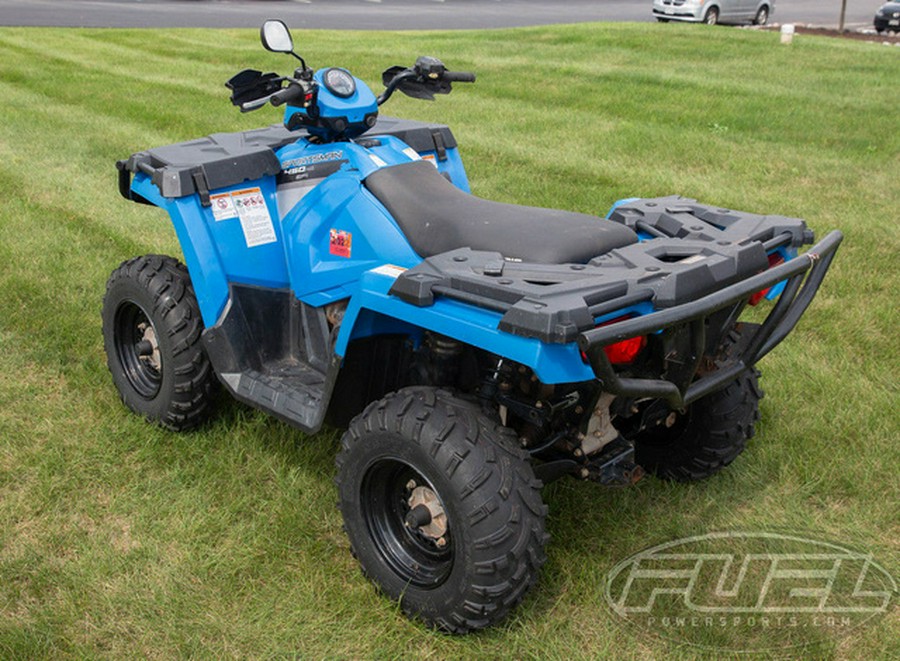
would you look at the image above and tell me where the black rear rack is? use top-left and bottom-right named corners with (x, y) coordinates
top-left (578, 230), bottom-right (842, 409)
top-left (390, 197), bottom-right (821, 344)
top-left (389, 197), bottom-right (841, 406)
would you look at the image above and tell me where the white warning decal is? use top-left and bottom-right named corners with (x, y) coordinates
top-left (371, 264), bottom-right (407, 278)
top-left (402, 147), bottom-right (422, 162)
top-left (231, 187), bottom-right (277, 248)
top-left (210, 193), bottom-right (237, 221)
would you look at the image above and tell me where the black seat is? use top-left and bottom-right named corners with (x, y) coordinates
top-left (364, 161), bottom-right (637, 264)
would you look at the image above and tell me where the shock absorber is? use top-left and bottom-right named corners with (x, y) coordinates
top-left (425, 332), bottom-right (463, 386)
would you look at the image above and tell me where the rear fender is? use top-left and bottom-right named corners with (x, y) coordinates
top-left (336, 267), bottom-right (596, 384)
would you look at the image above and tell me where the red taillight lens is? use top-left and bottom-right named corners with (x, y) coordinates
top-left (748, 253), bottom-right (786, 306)
top-left (747, 289), bottom-right (768, 306)
top-left (603, 335), bottom-right (647, 364)
top-left (580, 315), bottom-right (648, 366)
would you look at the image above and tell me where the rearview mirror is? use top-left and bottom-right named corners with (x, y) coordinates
top-left (261, 20), bottom-right (293, 53)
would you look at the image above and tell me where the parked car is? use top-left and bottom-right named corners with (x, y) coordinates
top-left (874, 1), bottom-right (900, 32)
top-left (652, 0), bottom-right (774, 25)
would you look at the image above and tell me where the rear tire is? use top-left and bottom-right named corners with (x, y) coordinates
top-left (633, 331), bottom-right (763, 482)
top-left (336, 387), bottom-right (548, 633)
top-left (102, 255), bottom-right (215, 431)
top-left (704, 7), bottom-right (719, 24)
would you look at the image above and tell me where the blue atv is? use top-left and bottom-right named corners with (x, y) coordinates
top-left (106, 20), bottom-right (842, 632)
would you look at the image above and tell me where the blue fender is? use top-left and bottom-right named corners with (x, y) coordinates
top-left (131, 172), bottom-right (288, 327)
top-left (335, 267), bottom-right (598, 385)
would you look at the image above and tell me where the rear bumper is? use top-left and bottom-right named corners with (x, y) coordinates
top-left (578, 230), bottom-right (842, 409)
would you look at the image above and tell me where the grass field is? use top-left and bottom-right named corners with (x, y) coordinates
top-left (0, 22), bottom-right (897, 659)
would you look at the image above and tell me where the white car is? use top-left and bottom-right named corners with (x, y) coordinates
top-left (652, 0), bottom-right (774, 25)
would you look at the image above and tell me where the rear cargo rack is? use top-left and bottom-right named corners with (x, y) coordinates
top-left (390, 197), bottom-right (822, 344)
top-left (389, 197), bottom-right (841, 406)
top-left (579, 230), bottom-right (842, 408)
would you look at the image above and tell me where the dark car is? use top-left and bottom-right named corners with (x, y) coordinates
top-left (875, 1), bottom-right (900, 32)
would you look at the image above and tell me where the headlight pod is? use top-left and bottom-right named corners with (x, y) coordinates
top-left (323, 68), bottom-right (356, 98)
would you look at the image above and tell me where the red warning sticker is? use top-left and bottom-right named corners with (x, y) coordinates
top-left (329, 229), bottom-right (352, 258)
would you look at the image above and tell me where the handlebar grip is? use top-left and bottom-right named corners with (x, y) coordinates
top-left (443, 71), bottom-right (476, 83)
top-left (270, 85), bottom-right (303, 107)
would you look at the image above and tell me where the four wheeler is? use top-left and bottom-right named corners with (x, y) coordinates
top-left (106, 20), bottom-right (842, 632)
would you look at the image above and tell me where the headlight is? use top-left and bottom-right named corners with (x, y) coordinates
top-left (323, 68), bottom-right (356, 98)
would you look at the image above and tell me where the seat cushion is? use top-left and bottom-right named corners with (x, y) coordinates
top-left (364, 161), bottom-right (637, 263)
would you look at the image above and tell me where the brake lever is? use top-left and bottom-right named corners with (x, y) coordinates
top-left (240, 77), bottom-right (313, 112)
top-left (239, 95), bottom-right (274, 113)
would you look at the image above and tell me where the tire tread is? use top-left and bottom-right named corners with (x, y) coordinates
top-left (336, 386), bottom-right (548, 633)
top-left (102, 254), bottom-right (215, 431)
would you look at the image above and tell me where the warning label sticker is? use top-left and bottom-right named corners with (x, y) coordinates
top-left (329, 229), bottom-right (352, 258)
top-left (371, 264), bottom-right (407, 279)
top-left (232, 188), bottom-right (277, 248)
top-left (210, 193), bottom-right (237, 221)
top-left (402, 147), bottom-right (422, 162)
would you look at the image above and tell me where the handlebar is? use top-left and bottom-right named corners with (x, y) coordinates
top-left (270, 84), bottom-right (304, 107)
top-left (377, 65), bottom-right (475, 106)
top-left (442, 71), bottom-right (476, 83)
top-left (236, 80), bottom-right (307, 112)
top-left (233, 59), bottom-right (472, 113)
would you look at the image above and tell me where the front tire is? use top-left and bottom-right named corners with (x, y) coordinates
top-left (704, 7), bottom-right (720, 24)
top-left (336, 387), bottom-right (548, 633)
top-left (753, 5), bottom-right (769, 25)
top-left (102, 255), bottom-right (215, 431)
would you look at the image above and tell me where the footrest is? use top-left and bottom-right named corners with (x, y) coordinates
top-left (219, 363), bottom-right (328, 432)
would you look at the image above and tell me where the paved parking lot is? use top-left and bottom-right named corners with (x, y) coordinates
top-left (0, 0), bottom-right (877, 30)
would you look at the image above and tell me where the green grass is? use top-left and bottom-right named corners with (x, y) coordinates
top-left (0, 22), bottom-right (898, 659)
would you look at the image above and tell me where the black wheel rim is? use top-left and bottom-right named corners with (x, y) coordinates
top-left (633, 409), bottom-right (692, 448)
top-left (361, 458), bottom-right (453, 588)
top-left (114, 301), bottom-right (162, 399)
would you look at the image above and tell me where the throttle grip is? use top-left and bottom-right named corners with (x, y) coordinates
top-left (443, 71), bottom-right (476, 83)
top-left (270, 85), bottom-right (303, 107)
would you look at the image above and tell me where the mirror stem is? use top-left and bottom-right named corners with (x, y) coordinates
top-left (290, 52), bottom-right (308, 72)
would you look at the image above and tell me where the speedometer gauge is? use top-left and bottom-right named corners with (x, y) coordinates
top-left (323, 68), bottom-right (356, 98)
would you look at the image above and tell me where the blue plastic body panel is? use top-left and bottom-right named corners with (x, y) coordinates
top-left (336, 268), bottom-right (598, 384)
top-left (132, 124), bottom-right (471, 327)
top-left (280, 171), bottom-right (423, 304)
top-left (131, 172), bottom-right (288, 324)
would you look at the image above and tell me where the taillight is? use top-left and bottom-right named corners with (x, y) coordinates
top-left (748, 253), bottom-right (786, 306)
top-left (603, 335), bottom-right (647, 364)
top-left (580, 315), bottom-right (648, 365)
